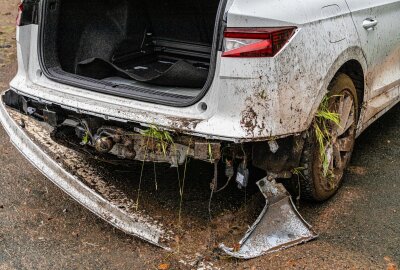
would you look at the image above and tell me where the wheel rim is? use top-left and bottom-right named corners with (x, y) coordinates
top-left (316, 89), bottom-right (357, 191)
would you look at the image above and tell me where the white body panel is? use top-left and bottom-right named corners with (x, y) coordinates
top-left (9, 0), bottom-right (400, 142)
top-left (345, 0), bottom-right (400, 123)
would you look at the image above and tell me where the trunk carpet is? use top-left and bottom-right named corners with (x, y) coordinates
top-left (76, 58), bottom-right (208, 88)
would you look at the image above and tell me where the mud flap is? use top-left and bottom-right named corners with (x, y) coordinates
top-left (220, 178), bottom-right (318, 259)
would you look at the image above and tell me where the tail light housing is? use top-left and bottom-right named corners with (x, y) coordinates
top-left (222, 27), bottom-right (297, 58)
top-left (16, 3), bottom-right (24, 26)
top-left (16, 1), bottom-right (38, 27)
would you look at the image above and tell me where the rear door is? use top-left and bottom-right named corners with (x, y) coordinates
top-left (345, 0), bottom-right (400, 100)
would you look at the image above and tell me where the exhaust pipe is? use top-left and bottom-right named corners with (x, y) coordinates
top-left (94, 136), bottom-right (115, 153)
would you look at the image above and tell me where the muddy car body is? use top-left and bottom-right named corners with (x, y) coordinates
top-left (1, 0), bottom-right (399, 258)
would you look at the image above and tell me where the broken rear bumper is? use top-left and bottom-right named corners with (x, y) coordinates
top-left (0, 89), bottom-right (317, 258)
top-left (0, 90), bottom-right (170, 248)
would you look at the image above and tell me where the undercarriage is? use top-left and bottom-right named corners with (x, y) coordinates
top-left (0, 89), bottom-right (317, 258)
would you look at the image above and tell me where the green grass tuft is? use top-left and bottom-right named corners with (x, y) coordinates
top-left (141, 125), bottom-right (174, 156)
top-left (314, 95), bottom-right (341, 177)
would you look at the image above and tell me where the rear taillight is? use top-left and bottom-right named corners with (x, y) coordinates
top-left (16, 3), bottom-right (24, 26)
top-left (222, 27), bottom-right (297, 58)
top-left (16, 1), bottom-right (38, 26)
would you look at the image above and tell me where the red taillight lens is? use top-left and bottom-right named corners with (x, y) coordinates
top-left (16, 3), bottom-right (24, 26)
top-left (222, 27), bottom-right (297, 58)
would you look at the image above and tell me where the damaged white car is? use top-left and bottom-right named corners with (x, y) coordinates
top-left (1, 0), bottom-right (399, 259)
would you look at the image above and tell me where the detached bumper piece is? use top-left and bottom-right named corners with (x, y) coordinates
top-left (0, 92), bottom-right (170, 249)
top-left (220, 179), bottom-right (318, 259)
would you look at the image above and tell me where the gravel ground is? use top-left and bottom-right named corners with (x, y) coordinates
top-left (0, 1), bottom-right (399, 269)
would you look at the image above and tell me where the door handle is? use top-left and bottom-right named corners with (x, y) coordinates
top-left (363, 18), bottom-right (378, 30)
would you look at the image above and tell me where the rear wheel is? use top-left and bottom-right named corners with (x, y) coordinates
top-left (299, 73), bottom-right (359, 201)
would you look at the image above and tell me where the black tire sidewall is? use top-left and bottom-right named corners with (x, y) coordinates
top-left (300, 73), bottom-right (359, 201)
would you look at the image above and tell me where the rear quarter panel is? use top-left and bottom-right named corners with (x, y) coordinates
top-left (218, 0), bottom-right (367, 138)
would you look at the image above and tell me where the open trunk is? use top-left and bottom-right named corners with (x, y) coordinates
top-left (39, 0), bottom-right (224, 106)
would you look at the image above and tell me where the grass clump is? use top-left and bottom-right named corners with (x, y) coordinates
top-left (135, 125), bottom-right (175, 210)
top-left (141, 125), bottom-right (174, 156)
top-left (313, 95), bottom-right (341, 177)
top-left (81, 131), bottom-right (90, 145)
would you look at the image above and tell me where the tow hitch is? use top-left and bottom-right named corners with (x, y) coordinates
top-left (220, 178), bottom-right (318, 259)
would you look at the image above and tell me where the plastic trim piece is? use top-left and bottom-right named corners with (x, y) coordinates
top-left (0, 91), bottom-right (170, 249)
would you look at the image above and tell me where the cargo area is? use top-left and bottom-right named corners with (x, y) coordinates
top-left (39, 0), bottom-right (223, 104)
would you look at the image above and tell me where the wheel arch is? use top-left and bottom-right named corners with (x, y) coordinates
top-left (335, 59), bottom-right (365, 114)
top-left (306, 46), bottom-right (367, 127)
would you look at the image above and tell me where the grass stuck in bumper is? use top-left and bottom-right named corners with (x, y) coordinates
top-left (0, 90), bottom-right (317, 260)
top-left (0, 90), bottom-right (266, 258)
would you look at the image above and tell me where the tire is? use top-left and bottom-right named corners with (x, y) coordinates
top-left (299, 73), bottom-right (359, 201)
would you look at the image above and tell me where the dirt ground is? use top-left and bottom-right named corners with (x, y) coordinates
top-left (0, 1), bottom-right (399, 269)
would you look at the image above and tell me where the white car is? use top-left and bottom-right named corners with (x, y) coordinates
top-left (1, 0), bottom-right (399, 257)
